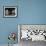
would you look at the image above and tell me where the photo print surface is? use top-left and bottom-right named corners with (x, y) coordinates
top-left (5, 8), bottom-right (15, 15)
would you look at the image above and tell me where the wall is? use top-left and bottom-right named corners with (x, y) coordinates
top-left (0, 0), bottom-right (46, 45)
top-left (18, 0), bottom-right (46, 24)
top-left (0, 0), bottom-right (18, 44)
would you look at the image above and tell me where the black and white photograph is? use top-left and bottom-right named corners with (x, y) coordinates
top-left (4, 6), bottom-right (17, 17)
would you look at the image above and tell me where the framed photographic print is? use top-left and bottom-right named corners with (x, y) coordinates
top-left (3, 6), bottom-right (17, 17)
